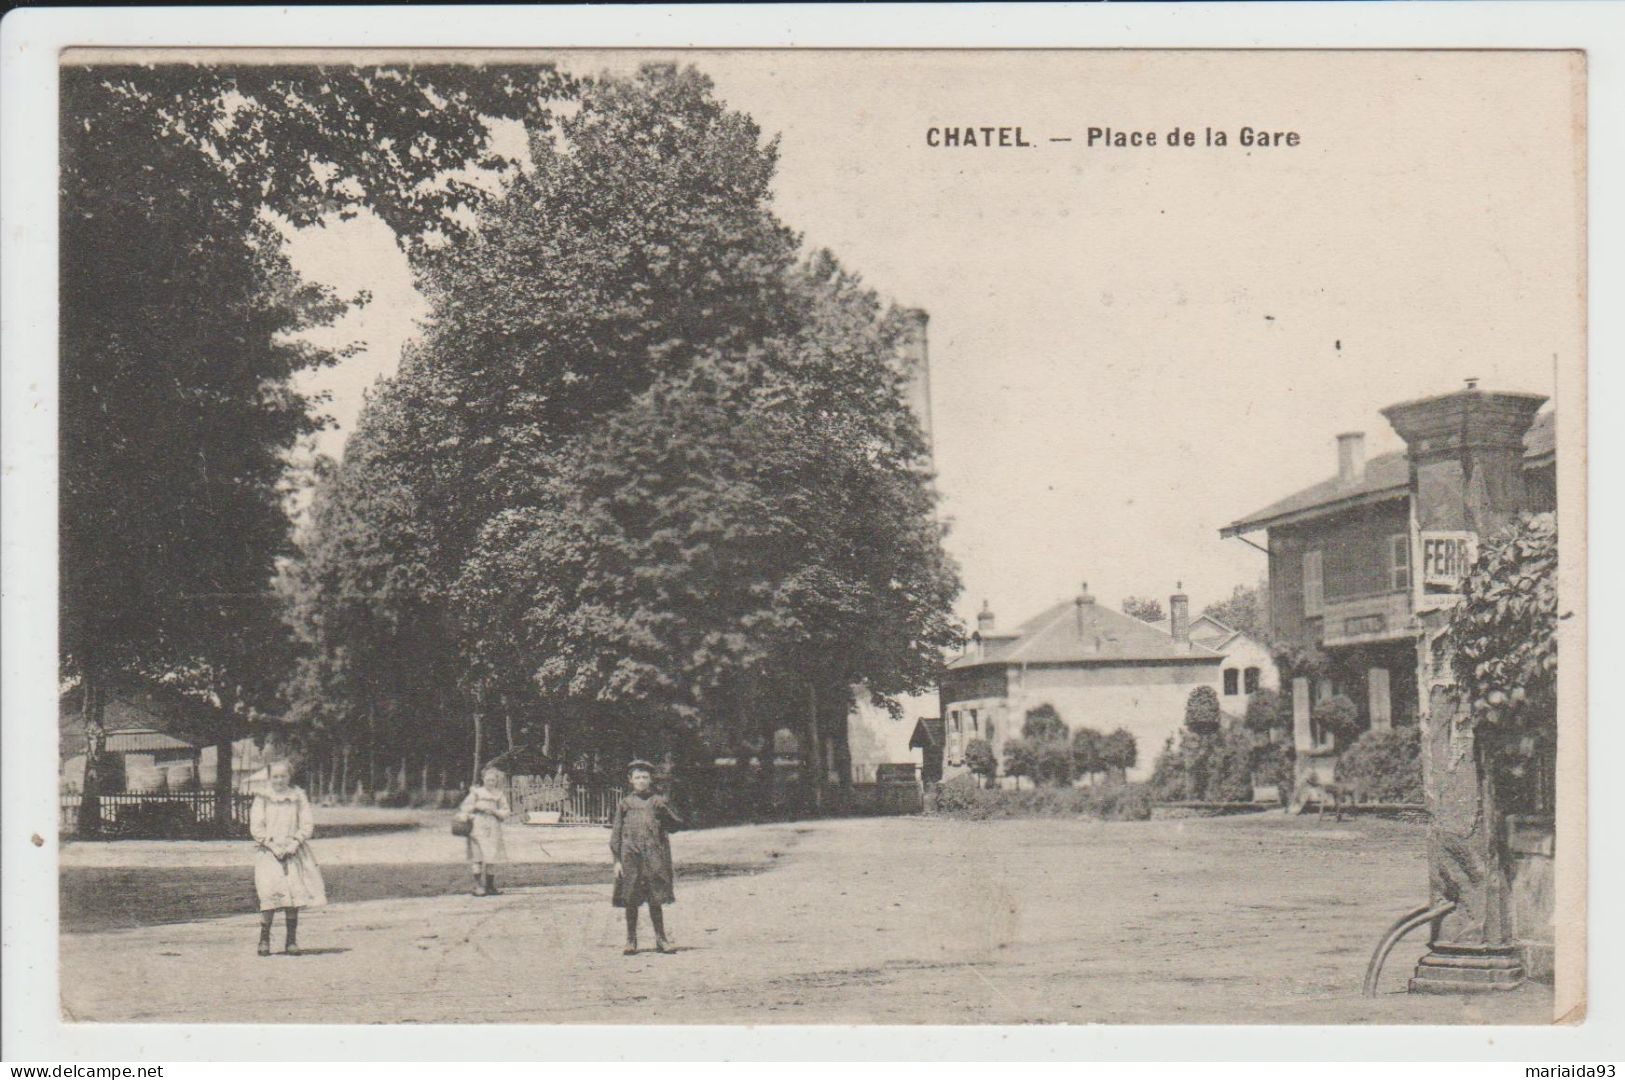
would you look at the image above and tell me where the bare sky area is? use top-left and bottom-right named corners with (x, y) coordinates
top-left (283, 49), bottom-right (1581, 631)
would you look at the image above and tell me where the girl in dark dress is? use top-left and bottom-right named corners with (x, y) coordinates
top-left (610, 760), bottom-right (684, 955)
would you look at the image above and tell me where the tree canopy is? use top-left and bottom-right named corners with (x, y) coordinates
top-left (1120, 596), bottom-right (1165, 624)
top-left (1202, 580), bottom-right (1269, 642)
top-left (284, 64), bottom-right (962, 787)
top-left (61, 62), bottom-right (571, 717)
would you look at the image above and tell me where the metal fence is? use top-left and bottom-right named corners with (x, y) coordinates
top-left (60, 791), bottom-right (253, 838)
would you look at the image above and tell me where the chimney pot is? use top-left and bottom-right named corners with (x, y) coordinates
top-left (1337, 432), bottom-right (1366, 485)
top-left (977, 600), bottom-right (995, 633)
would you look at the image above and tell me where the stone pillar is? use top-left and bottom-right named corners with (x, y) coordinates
top-left (1382, 386), bottom-right (1546, 993)
top-left (1291, 677), bottom-right (1312, 753)
top-left (1367, 667), bottom-right (1392, 732)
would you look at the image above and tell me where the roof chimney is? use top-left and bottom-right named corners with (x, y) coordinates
top-left (1075, 582), bottom-right (1094, 638)
top-left (1336, 432), bottom-right (1366, 485)
top-left (977, 600), bottom-right (995, 634)
top-left (1169, 581), bottom-right (1190, 646)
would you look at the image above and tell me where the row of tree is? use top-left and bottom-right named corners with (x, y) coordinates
top-left (62, 61), bottom-right (964, 812)
top-left (961, 704), bottom-right (1139, 789)
top-left (61, 62), bottom-right (577, 822)
top-left (274, 65), bottom-right (963, 799)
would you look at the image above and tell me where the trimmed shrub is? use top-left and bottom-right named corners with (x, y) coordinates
top-left (1005, 734), bottom-right (1074, 787)
top-left (1335, 725), bottom-right (1423, 803)
top-left (1102, 727), bottom-right (1138, 777)
top-left (964, 737), bottom-right (997, 787)
top-left (1313, 694), bottom-right (1362, 746)
top-left (1022, 703), bottom-right (1068, 742)
top-left (1243, 687), bottom-right (1286, 736)
top-left (1072, 727), bottom-right (1105, 779)
top-left (1185, 685), bottom-right (1222, 735)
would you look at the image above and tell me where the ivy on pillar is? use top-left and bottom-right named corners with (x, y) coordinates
top-left (1381, 384), bottom-right (1546, 993)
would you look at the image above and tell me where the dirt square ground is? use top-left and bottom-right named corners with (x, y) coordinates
top-left (57, 811), bottom-right (1554, 1024)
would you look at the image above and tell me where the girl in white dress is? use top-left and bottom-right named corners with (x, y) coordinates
top-left (457, 767), bottom-right (511, 896)
top-left (251, 760), bottom-right (327, 956)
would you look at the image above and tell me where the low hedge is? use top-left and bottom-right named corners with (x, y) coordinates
top-left (929, 775), bottom-right (1153, 821)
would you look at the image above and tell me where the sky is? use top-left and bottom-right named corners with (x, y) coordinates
top-left (283, 49), bottom-right (1582, 633)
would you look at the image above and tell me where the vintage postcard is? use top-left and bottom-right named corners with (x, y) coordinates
top-left (10, 31), bottom-right (1592, 1046)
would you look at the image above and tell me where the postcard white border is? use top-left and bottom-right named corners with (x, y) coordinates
top-left (4, 2), bottom-right (1621, 1062)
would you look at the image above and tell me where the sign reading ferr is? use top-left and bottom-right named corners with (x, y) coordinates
top-left (1420, 531), bottom-right (1479, 589)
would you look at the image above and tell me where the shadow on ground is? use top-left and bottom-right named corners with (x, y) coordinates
top-left (61, 861), bottom-right (762, 933)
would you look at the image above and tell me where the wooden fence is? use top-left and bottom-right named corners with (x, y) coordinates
top-left (509, 776), bottom-right (623, 825)
top-left (60, 791), bottom-right (254, 838)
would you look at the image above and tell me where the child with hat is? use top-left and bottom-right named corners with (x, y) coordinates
top-left (609, 759), bottom-right (684, 954)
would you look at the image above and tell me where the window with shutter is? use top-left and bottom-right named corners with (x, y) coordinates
top-left (1303, 549), bottom-right (1324, 616)
top-left (1389, 533), bottom-right (1411, 591)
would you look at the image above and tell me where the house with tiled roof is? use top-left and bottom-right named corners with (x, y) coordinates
top-left (937, 585), bottom-right (1224, 782)
top-left (1218, 388), bottom-right (1554, 788)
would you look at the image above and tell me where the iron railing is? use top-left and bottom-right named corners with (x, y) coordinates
top-left (60, 791), bottom-right (253, 837)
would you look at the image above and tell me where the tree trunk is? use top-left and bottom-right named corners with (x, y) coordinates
top-left (340, 744), bottom-right (350, 802)
top-left (805, 681), bottom-right (823, 814)
top-left (471, 712), bottom-right (484, 787)
top-left (504, 694), bottom-right (516, 753)
top-left (830, 686), bottom-right (854, 789)
top-left (77, 668), bottom-right (106, 836)
top-left (214, 735), bottom-right (234, 832)
top-left (755, 716), bottom-right (775, 821)
top-left (366, 701), bottom-right (378, 797)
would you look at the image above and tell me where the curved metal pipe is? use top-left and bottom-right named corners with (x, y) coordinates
top-left (1362, 901), bottom-right (1457, 997)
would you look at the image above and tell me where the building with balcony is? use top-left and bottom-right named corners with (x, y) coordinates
top-left (1219, 395), bottom-right (1554, 785)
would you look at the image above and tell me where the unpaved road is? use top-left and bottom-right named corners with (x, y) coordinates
top-left (59, 813), bottom-right (1553, 1024)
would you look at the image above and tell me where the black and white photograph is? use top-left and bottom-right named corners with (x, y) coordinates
top-left (2, 15), bottom-right (1601, 1056)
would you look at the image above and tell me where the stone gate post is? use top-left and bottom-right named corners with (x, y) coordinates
top-left (1381, 385), bottom-right (1546, 991)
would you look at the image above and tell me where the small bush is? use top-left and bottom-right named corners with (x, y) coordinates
top-left (929, 777), bottom-right (1153, 821)
top-left (1185, 685), bottom-right (1222, 735)
top-left (1336, 725), bottom-right (1423, 803)
top-left (1244, 687), bottom-right (1286, 736)
top-left (1313, 694), bottom-right (1362, 746)
top-left (964, 738), bottom-right (997, 785)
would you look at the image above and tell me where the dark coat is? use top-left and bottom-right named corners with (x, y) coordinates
top-left (610, 791), bottom-right (683, 907)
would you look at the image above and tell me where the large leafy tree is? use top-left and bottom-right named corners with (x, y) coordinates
top-left (452, 257), bottom-right (960, 784)
top-left (61, 62), bottom-right (571, 813)
top-left (295, 64), bottom-right (962, 795)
